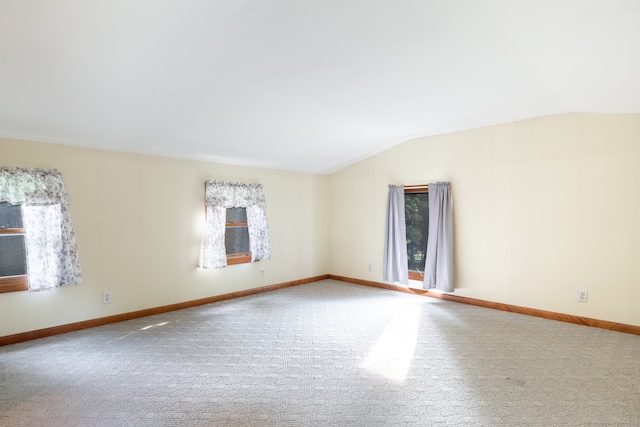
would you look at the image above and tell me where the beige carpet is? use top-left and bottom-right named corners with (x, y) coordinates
top-left (1, 279), bottom-right (639, 426)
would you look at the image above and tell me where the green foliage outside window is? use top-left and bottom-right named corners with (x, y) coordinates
top-left (405, 193), bottom-right (429, 272)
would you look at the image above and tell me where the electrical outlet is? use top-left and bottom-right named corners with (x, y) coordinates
top-left (260, 268), bottom-right (266, 278)
top-left (368, 263), bottom-right (372, 272)
top-left (577, 290), bottom-right (588, 302)
top-left (102, 291), bottom-right (112, 304)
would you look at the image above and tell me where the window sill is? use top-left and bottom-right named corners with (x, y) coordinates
top-left (408, 270), bottom-right (424, 281)
top-left (0, 275), bottom-right (28, 293)
top-left (226, 252), bottom-right (256, 266)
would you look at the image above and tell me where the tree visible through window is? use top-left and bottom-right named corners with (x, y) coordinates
top-left (405, 188), bottom-right (429, 281)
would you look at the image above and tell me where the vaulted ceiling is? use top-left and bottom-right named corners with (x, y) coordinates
top-left (1, 1), bottom-right (639, 173)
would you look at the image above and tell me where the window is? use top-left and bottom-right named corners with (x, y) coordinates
top-left (200, 180), bottom-right (271, 269)
top-left (225, 207), bottom-right (251, 265)
top-left (405, 186), bottom-right (429, 281)
top-left (0, 167), bottom-right (82, 292)
top-left (384, 182), bottom-right (452, 289)
top-left (0, 202), bottom-right (28, 292)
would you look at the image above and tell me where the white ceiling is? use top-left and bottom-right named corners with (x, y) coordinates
top-left (1, 1), bottom-right (639, 174)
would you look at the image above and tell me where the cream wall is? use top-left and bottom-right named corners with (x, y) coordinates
top-left (329, 113), bottom-right (640, 327)
top-left (3, 112), bottom-right (640, 337)
top-left (0, 137), bottom-right (330, 337)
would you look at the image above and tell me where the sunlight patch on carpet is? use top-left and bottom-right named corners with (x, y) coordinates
top-left (361, 304), bottom-right (420, 382)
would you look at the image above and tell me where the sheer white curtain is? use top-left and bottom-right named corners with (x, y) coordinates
top-left (383, 185), bottom-right (408, 285)
top-left (200, 180), bottom-right (271, 269)
top-left (423, 182), bottom-right (454, 292)
top-left (0, 167), bottom-right (82, 291)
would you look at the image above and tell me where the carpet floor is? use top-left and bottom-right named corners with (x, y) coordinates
top-left (1, 279), bottom-right (639, 426)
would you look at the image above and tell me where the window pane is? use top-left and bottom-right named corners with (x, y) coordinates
top-left (405, 193), bottom-right (429, 272)
top-left (0, 235), bottom-right (27, 277)
top-left (225, 225), bottom-right (251, 255)
top-left (0, 202), bottom-right (23, 229)
top-left (226, 207), bottom-right (247, 223)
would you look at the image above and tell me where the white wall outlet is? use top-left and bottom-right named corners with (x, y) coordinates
top-left (260, 268), bottom-right (266, 278)
top-left (577, 290), bottom-right (588, 302)
top-left (368, 263), bottom-right (372, 272)
top-left (102, 291), bottom-right (112, 304)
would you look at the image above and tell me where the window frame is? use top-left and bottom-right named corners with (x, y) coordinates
top-left (225, 208), bottom-right (252, 265)
top-left (0, 203), bottom-right (29, 293)
top-left (404, 185), bottom-right (429, 282)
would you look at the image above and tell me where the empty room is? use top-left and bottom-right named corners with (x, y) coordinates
top-left (1, 1), bottom-right (639, 426)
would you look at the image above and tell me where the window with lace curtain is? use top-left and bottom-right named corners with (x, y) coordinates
top-left (200, 180), bottom-right (271, 269)
top-left (0, 167), bottom-right (82, 292)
